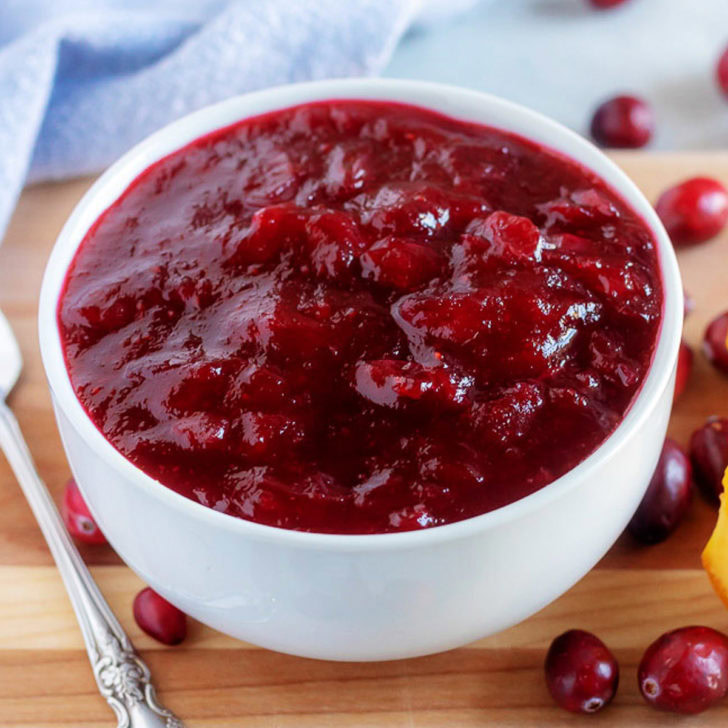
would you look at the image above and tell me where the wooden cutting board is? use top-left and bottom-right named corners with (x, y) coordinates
top-left (2, 152), bottom-right (728, 726)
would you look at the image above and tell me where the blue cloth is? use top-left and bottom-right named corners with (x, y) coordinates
top-left (0, 0), bottom-right (470, 241)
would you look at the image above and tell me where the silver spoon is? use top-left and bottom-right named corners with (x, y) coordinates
top-left (0, 309), bottom-right (183, 727)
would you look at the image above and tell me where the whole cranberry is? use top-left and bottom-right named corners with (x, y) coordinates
top-left (689, 417), bottom-right (728, 502)
top-left (628, 438), bottom-right (692, 544)
top-left (717, 46), bottom-right (728, 98)
top-left (61, 478), bottom-right (106, 545)
top-left (545, 630), bottom-right (619, 713)
top-left (674, 340), bottom-right (693, 400)
top-left (656, 177), bottom-right (728, 247)
top-left (589, 95), bottom-right (654, 149)
top-left (704, 311), bottom-right (728, 374)
top-left (588, 0), bottom-right (629, 7)
top-left (133, 587), bottom-right (187, 645)
top-left (638, 626), bottom-right (728, 714)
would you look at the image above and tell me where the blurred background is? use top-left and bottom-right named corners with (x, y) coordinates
top-left (1, 0), bottom-right (727, 241)
top-left (389, 0), bottom-right (728, 150)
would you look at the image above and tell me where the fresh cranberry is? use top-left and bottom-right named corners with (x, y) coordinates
top-left (61, 478), bottom-right (106, 545)
top-left (588, 0), bottom-right (629, 7)
top-left (704, 311), bottom-right (728, 374)
top-left (545, 630), bottom-right (619, 713)
top-left (674, 340), bottom-right (693, 399)
top-left (638, 626), bottom-right (728, 714)
top-left (628, 438), bottom-right (692, 544)
top-left (656, 177), bottom-right (728, 247)
top-left (689, 417), bottom-right (728, 502)
top-left (717, 46), bottom-right (728, 98)
top-left (589, 95), bottom-right (653, 149)
top-left (133, 587), bottom-right (187, 645)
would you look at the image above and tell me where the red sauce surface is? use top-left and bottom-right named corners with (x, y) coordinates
top-left (58, 100), bottom-right (662, 534)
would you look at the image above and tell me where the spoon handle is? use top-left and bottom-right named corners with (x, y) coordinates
top-left (0, 402), bottom-right (183, 728)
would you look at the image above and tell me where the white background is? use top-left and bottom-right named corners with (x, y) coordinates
top-left (386, 0), bottom-right (728, 149)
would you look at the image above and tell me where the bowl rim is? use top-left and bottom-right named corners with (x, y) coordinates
top-left (38, 78), bottom-right (683, 551)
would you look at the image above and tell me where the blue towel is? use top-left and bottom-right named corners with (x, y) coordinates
top-left (0, 0), bottom-right (473, 241)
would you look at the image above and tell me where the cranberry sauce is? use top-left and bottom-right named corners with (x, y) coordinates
top-left (58, 101), bottom-right (662, 533)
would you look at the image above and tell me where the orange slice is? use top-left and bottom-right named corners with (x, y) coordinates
top-left (702, 468), bottom-right (728, 607)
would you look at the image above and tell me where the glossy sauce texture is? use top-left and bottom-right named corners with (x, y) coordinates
top-left (58, 101), bottom-right (662, 533)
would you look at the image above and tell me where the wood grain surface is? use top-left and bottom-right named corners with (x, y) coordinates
top-left (2, 152), bottom-right (728, 726)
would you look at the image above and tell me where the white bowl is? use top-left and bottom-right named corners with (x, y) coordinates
top-left (38, 79), bottom-right (682, 661)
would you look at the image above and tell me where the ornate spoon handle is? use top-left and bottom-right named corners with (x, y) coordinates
top-left (0, 402), bottom-right (183, 727)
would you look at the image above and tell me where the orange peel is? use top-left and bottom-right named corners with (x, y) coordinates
top-left (701, 467), bottom-right (728, 607)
